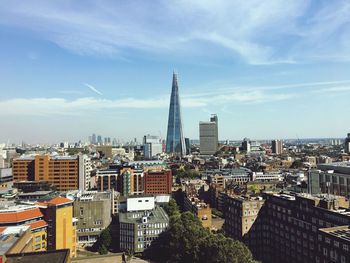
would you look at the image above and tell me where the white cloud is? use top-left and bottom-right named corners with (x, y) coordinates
top-left (0, 88), bottom-right (294, 116)
top-left (0, 0), bottom-right (349, 64)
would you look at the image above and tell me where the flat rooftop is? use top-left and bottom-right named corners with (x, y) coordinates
top-left (0, 226), bottom-right (29, 255)
top-left (119, 205), bottom-right (169, 224)
top-left (320, 226), bottom-right (350, 242)
top-left (6, 249), bottom-right (70, 263)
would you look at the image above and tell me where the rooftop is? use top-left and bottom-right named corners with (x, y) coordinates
top-left (0, 206), bottom-right (43, 224)
top-left (319, 226), bottom-right (350, 242)
top-left (37, 196), bottom-right (73, 207)
top-left (119, 205), bottom-right (169, 224)
top-left (6, 249), bottom-right (70, 263)
top-left (0, 226), bottom-right (30, 255)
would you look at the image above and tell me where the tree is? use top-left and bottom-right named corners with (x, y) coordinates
top-left (144, 211), bottom-right (257, 263)
top-left (98, 244), bottom-right (108, 255)
top-left (93, 227), bottom-right (112, 254)
top-left (163, 199), bottom-right (180, 218)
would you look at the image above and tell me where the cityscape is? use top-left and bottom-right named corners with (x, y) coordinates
top-left (1, 1), bottom-right (350, 263)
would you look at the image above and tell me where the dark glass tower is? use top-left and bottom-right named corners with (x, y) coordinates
top-left (166, 72), bottom-right (186, 156)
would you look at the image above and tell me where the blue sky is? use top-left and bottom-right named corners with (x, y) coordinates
top-left (1, 0), bottom-right (350, 144)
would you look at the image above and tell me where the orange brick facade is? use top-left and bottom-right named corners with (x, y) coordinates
top-left (13, 155), bottom-right (79, 191)
top-left (144, 169), bottom-right (172, 195)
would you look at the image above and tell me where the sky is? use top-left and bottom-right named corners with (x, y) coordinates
top-left (1, 0), bottom-right (350, 144)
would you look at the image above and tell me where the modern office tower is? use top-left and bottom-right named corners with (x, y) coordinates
top-left (144, 169), bottom-right (172, 195)
top-left (224, 192), bottom-right (350, 263)
top-left (92, 134), bottom-right (97, 144)
top-left (345, 133), bottom-right (350, 153)
top-left (271, 139), bottom-right (283, 154)
top-left (143, 134), bottom-right (162, 160)
top-left (97, 135), bottom-right (103, 145)
top-left (165, 72), bottom-right (186, 156)
top-left (199, 114), bottom-right (218, 155)
top-left (185, 138), bottom-right (190, 155)
top-left (96, 168), bottom-right (119, 191)
top-left (39, 196), bottom-right (77, 258)
top-left (73, 191), bottom-right (112, 245)
top-left (12, 154), bottom-right (91, 192)
top-left (119, 196), bottom-right (169, 253)
top-left (242, 138), bottom-right (251, 153)
top-left (0, 205), bottom-right (47, 252)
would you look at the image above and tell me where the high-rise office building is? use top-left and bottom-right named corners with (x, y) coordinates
top-left (199, 114), bottom-right (218, 155)
top-left (91, 134), bottom-right (97, 145)
top-left (345, 133), bottom-right (350, 153)
top-left (165, 72), bottom-right (186, 156)
top-left (242, 138), bottom-right (251, 153)
top-left (271, 139), bottom-right (283, 154)
top-left (143, 134), bottom-right (162, 160)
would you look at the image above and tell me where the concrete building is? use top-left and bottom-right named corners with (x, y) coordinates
top-left (309, 162), bottom-right (350, 198)
top-left (119, 196), bottom-right (169, 253)
top-left (345, 133), bottom-right (350, 154)
top-left (143, 135), bottom-right (162, 160)
top-left (95, 146), bottom-right (112, 158)
top-left (144, 169), bottom-right (172, 195)
top-left (78, 154), bottom-right (92, 192)
top-left (271, 139), bottom-right (283, 154)
top-left (0, 168), bottom-right (12, 190)
top-left (12, 154), bottom-right (91, 192)
top-left (73, 191), bottom-right (112, 245)
top-left (199, 114), bottom-right (218, 155)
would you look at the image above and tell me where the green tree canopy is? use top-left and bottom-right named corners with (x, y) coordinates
top-left (144, 209), bottom-right (257, 263)
top-left (93, 227), bottom-right (112, 254)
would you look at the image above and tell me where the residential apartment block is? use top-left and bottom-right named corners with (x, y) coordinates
top-left (224, 192), bottom-right (350, 263)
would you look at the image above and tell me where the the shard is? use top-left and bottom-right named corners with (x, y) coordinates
top-left (166, 72), bottom-right (186, 156)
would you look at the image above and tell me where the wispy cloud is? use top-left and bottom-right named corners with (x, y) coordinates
top-left (0, 0), bottom-right (349, 64)
top-left (0, 89), bottom-right (293, 116)
top-left (84, 83), bottom-right (103, 95)
top-left (312, 86), bottom-right (350, 93)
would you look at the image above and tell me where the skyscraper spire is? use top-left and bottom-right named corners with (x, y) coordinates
top-left (166, 72), bottom-right (186, 156)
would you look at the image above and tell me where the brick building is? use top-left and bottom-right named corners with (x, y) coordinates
top-left (144, 169), bottom-right (172, 195)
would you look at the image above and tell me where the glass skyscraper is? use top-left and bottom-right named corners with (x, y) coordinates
top-left (166, 72), bottom-right (186, 156)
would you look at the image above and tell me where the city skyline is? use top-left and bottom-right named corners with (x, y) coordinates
top-left (1, 1), bottom-right (350, 143)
